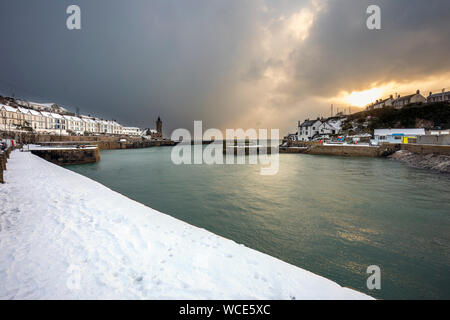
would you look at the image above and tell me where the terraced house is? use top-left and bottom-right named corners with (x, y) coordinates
top-left (1, 98), bottom-right (146, 137)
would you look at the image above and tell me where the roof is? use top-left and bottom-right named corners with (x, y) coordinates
top-left (51, 113), bottom-right (63, 119)
top-left (63, 115), bottom-right (82, 121)
top-left (395, 94), bottom-right (416, 102)
top-left (29, 109), bottom-right (42, 116)
top-left (374, 128), bottom-right (425, 136)
top-left (18, 107), bottom-right (31, 114)
top-left (299, 119), bottom-right (321, 127)
top-left (40, 111), bottom-right (53, 117)
top-left (428, 91), bottom-right (450, 97)
top-left (1, 104), bottom-right (18, 112)
top-left (373, 97), bottom-right (394, 105)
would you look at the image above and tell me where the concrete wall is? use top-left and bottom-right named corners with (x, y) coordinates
top-left (306, 145), bottom-right (381, 157)
top-left (401, 144), bottom-right (450, 156)
top-left (417, 135), bottom-right (450, 145)
top-left (31, 148), bottom-right (100, 165)
top-left (304, 144), bottom-right (400, 157)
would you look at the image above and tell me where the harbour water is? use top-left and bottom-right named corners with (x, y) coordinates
top-left (67, 146), bottom-right (450, 299)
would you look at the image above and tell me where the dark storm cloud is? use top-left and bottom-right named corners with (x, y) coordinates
top-left (0, 0), bottom-right (262, 133)
top-left (0, 0), bottom-right (449, 134)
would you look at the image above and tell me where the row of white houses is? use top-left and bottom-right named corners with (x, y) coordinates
top-left (0, 104), bottom-right (142, 136)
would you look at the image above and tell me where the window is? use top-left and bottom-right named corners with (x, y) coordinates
top-left (379, 136), bottom-right (386, 140)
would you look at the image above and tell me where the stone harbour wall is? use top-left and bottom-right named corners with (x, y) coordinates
top-left (30, 148), bottom-right (101, 165)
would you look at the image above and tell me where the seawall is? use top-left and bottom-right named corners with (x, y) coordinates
top-left (1, 132), bottom-right (177, 150)
top-left (283, 142), bottom-right (399, 158)
top-left (401, 144), bottom-right (450, 156)
top-left (30, 148), bottom-right (100, 165)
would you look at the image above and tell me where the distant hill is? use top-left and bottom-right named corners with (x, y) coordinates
top-left (343, 102), bottom-right (450, 134)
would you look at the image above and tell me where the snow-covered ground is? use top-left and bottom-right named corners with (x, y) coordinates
top-left (0, 151), bottom-right (373, 299)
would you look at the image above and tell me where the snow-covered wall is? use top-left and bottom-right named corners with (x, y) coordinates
top-left (0, 151), bottom-right (373, 299)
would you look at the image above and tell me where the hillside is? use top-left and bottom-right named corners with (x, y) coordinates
top-left (343, 102), bottom-right (450, 134)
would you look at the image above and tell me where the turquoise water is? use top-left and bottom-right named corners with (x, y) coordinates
top-left (67, 146), bottom-right (450, 299)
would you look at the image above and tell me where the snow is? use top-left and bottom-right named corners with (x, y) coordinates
top-left (0, 104), bottom-right (18, 112)
top-left (0, 151), bottom-right (373, 300)
top-left (26, 146), bottom-right (98, 151)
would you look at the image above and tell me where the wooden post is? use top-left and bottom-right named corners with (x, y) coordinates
top-left (0, 153), bottom-right (5, 171)
top-left (0, 154), bottom-right (4, 183)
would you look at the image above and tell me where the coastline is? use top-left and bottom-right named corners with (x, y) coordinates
top-left (0, 151), bottom-right (372, 300)
top-left (389, 150), bottom-right (450, 173)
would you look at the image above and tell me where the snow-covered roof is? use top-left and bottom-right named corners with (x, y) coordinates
top-left (1, 104), bottom-right (18, 112)
top-left (374, 128), bottom-right (425, 136)
top-left (63, 115), bottom-right (82, 121)
top-left (29, 109), bottom-right (42, 116)
top-left (299, 119), bottom-right (322, 127)
top-left (40, 111), bottom-right (53, 118)
top-left (18, 107), bottom-right (31, 114)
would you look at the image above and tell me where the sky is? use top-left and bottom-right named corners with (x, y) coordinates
top-left (0, 0), bottom-right (449, 135)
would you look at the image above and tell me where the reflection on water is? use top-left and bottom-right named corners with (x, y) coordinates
top-left (67, 147), bottom-right (450, 299)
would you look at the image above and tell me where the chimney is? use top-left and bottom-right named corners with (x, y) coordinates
top-left (443, 88), bottom-right (446, 93)
top-left (390, 94), bottom-right (393, 99)
top-left (429, 92), bottom-right (432, 96)
top-left (416, 90), bottom-right (420, 94)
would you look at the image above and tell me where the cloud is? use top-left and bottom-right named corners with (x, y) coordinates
top-left (0, 0), bottom-right (449, 135)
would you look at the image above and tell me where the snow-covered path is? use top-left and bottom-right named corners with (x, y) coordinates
top-left (0, 151), bottom-right (372, 299)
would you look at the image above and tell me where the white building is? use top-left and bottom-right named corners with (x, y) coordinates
top-left (0, 105), bottom-right (22, 131)
top-left (109, 121), bottom-right (123, 135)
top-left (81, 116), bottom-right (97, 134)
top-left (123, 127), bottom-right (142, 136)
top-left (63, 115), bottom-right (84, 135)
top-left (298, 119), bottom-right (323, 141)
top-left (371, 128), bottom-right (425, 144)
top-left (40, 112), bottom-right (67, 134)
top-left (317, 118), bottom-right (342, 136)
top-left (17, 107), bottom-right (33, 129)
top-left (29, 109), bottom-right (46, 131)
